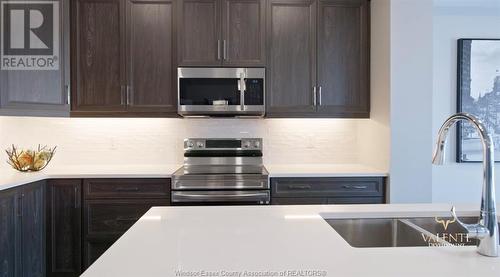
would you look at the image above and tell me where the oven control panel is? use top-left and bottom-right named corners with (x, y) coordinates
top-left (184, 138), bottom-right (262, 151)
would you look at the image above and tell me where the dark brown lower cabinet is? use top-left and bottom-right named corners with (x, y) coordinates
top-left (0, 187), bottom-right (21, 277)
top-left (0, 178), bottom-right (171, 276)
top-left (271, 177), bottom-right (385, 205)
top-left (0, 181), bottom-right (45, 277)
top-left (82, 179), bottom-right (171, 270)
top-left (46, 179), bottom-right (82, 277)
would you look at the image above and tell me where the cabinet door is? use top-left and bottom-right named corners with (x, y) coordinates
top-left (222, 0), bottom-right (265, 66)
top-left (316, 0), bottom-right (369, 117)
top-left (46, 180), bottom-right (82, 277)
top-left (20, 182), bottom-right (45, 277)
top-left (266, 0), bottom-right (317, 117)
top-left (83, 240), bottom-right (114, 270)
top-left (178, 0), bottom-right (221, 66)
top-left (126, 0), bottom-right (177, 115)
top-left (0, 189), bottom-right (21, 277)
top-left (0, 0), bottom-right (70, 117)
top-left (71, 0), bottom-right (126, 114)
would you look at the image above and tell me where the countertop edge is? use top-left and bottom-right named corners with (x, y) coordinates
top-left (0, 164), bottom-right (388, 192)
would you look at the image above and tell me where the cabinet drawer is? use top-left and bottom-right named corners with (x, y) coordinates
top-left (271, 197), bottom-right (329, 205)
top-left (84, 199), bottom-right (168, 237)
top-left (327, 197), bottom-right (384, 205)
top-left (271, 177), bottom-right (384, 198)
top-left (271, 197), bottom-right (384, 205)
top-left (84, 179), bottom-right (170, 199)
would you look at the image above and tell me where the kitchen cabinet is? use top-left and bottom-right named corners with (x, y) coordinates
top-left (271, 177), bottom-right (385, 205)
top-left (127, 0), bottom-right (177, 114)
top-left (71, 0), bottom-right (177, 117)
top-left (178, 0), bottom-right (220, 66)
top-left (0, 181), bottom-right (45, 277)
top-left (0, 0), bottom-right (70, 117)
top-left (266, 0), bottom-right (317, 116)
top-left (266, 0), bottom-right (370, 118)
top-left (0, 187), bottom-right (20, 277)
top-left (46, 179), bottom-right (82, 277)
top-left (178, 0), bottom-right (266, 66)
top-left (82, 179), bottom-right (171, 269)
top-left (21, 182), bottom-right (46, 277)
top-left (1, 178), bottom-right (171, 276)
top-left (316, 0), bottom-right (369, 117)
top-left (71, 0), bottom-right (125, 114)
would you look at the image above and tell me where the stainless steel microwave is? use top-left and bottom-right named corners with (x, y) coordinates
top-left (177, 68), bottom-right (265, 117)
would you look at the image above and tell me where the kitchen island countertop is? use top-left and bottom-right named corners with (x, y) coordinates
top-left (80, 203), bottom-right (499, 277)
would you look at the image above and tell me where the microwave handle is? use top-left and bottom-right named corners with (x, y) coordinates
top-left (239, 72), bottom-right (246, 111)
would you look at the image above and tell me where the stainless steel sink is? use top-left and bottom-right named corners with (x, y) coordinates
top-left (324, 217), bottom-right (500, 248)
top-left (324, 218), bottom-right (430, 247)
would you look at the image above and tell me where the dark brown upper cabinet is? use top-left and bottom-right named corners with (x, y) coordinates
top-left (71, 0), bottom-right (126, 114)
top-left (126, 0), bottom-right (177, 114)
top-left (71, 0), bottom-right (177, 117)
top-left (266, 0), bottom-right (317, 116)
top-left (266, 0), bottom-right (370, 118)
top-left (178, 0), bottom-right (266, 66)
top-left (316, 0), bottom-right (369, 117)
top-left (178, 0), bottom-right (221, 66)
top-left (0, 0), bottom-right (70, 117)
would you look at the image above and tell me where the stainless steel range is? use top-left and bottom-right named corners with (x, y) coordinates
top-left (172, 138), bottom-right (269, 205)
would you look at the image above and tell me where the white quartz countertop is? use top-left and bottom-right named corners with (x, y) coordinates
top-left (80, 203), bottom-right (499, 277)
top-left (0, 164), bottom-right (387, 191)
top-left (0, 164), bottom-right (181, 191)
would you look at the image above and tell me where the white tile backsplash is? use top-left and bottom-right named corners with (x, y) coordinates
top-left (0, 116), bottom-right (369, 170)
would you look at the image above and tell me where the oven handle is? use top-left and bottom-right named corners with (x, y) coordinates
top-left (172, 191), bottom-right (269, 203)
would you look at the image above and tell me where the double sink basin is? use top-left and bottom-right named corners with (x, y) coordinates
top-left (324, 216), bottom-right (500, 248)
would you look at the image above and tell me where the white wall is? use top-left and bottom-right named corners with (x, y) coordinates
top-left (358, 0), bottom-right (391, 173)
top-left (432, 0), bottom-right (500, 204)
top-left (389, 0), bottom-right (434, 203)
top-left (0, 117), bottom-right (374, 171)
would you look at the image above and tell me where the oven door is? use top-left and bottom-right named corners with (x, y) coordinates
top-left (178, 68), bottom-right (265, 116)
top-left (171, 190), bottom-right (270, 205)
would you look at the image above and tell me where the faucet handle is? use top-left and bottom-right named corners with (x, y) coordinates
top-left (451, 206), bottom-right (488, 239)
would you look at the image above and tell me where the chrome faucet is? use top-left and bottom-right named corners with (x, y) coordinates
top-left (432, 113), bottom-right (498, 257)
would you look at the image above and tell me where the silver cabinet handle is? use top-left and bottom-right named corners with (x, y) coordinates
top-left (342, 185), bottom-right (368, 190)
top-left (120, 85), bottom-right (126, 105)
top-left (126, 85), bottom-right (132, 106)
top-left (312, 86), bottom-right (317, 106)
top-left (65, 85), bottom-right (70, 105)
top-left (287, 184), bottom-right (312, 190)
top-left (223, 40), bottom-right (227, 61)
top-left (115, 186), bottom-right (140, 192)
top-left (17, 195), bottom-right (22, 217)
top-left (116, 216), bottom-right (140, 222)
top-left (217, 40), bottom-right (221, 60)
top-left (318, 86), bottom-right (322, 106)
top-left (74, 186), bottom-right (80, 209)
